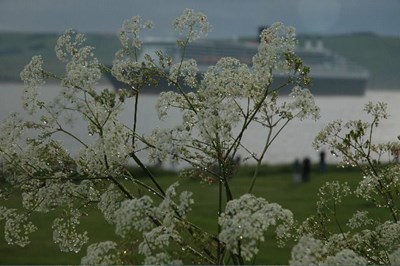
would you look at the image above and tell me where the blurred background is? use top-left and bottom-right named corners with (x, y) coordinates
top-left (0, 0), bottom-right (399, 165)
top-left (0, 1), bottom-right (400, 264)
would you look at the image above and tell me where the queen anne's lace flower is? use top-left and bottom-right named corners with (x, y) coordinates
top-left (219, 194), bottom-right (294, 261)
top-left (21, 177), bottom-right (77, 212)
top-left (114, 196), bottom-right (154, 237)
top-left (389, 248), bottom-right (400, 265)
top-left (173, 9), bottom-right (211, 43)
top-left (112, 183), bottom-right (192, 264)
top-left (111, 58), bottom-right (142, 85)
top-left (81, 241), bottom-right (118, 265)
top-left (20, 55), bottom-right (46, 114)
top-left (0, 208), bottom-right (37, 247)
top-left (98, 184), bottom-right (124, 224)
top-left (138, 226), bottom-right (181, 256)
top-left (0, 113), bottom-right (24, 155)
top-left (169, 59), bottom-right (198, 88)
top-left (55, 29), bottom-right (86, 62)
top-left (252, 22), bottom-right (296, 87)
top-left (2, 9), bottom-right (329, 265)
top-left (143, 252), bottom-right (182, 265)
top-left (78, 121), bottom-right (133, 178)
top-left (201, 57), bottom-right (252, 98)
top-left (290, 235), bottom-right (328, 265)
top-left (118, 16), bottom-right (153, 51)
top-left (347, 211), bottom-right (374, 229)
top-left (52, 209), bottom-right (89, 253)
top-left (375, 221), bottom-right (400, 248)
top-left (286, 86), bottom-right (320, 121)
top-left (316, 181), bottom-right (351, 212)
top-left (324, 249), bottom-right (367, 265)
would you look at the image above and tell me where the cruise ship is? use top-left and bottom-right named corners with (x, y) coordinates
top-left (107, 38), bottom-right (369, 96)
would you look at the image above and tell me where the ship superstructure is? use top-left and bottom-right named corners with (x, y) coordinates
top-left (108, 38), bottom-right (369, 95)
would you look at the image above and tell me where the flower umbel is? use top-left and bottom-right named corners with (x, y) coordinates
top-left (219, 194), bottom-right (294, 261)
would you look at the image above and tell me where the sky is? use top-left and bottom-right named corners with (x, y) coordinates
top-left (0, 0), bottom-right (399, 38)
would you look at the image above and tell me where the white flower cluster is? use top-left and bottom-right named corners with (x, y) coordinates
top-left (81, 241), bottom-right (118, 265)
top-left (139, 225), bottom-right (181, 257)
top-left (143, 252), bottom-right (182, 265)
top-left (97, 184), bottom-right (124, 224)
top-left (20, 55), bottom-right (46, 114)
top-left (293, 220), bottom-right (400, 265)
top-left (363, 101), bottom-right (388, 120)
top-left (147, 125), bottom-right (192, 164)
top-left (55, 29), bottom-right (85, 61)
top-left (112, 182), bottom-right (193, 263)
top-left (290, 235), bottom-right (327, 265)
top-left (389, 247), bottom-right (400, 265)
top-left (316, 181), bottom-right (351, 213)
top-left (150, 23), bottom-right (318, 169)
top-left (118, 16), bottom-right (154, 51)
top-left (201, 57), bottom-right (253, 98)
top-left (112, 16), bottom-right (154, 88)
top-left (374, 221), bottom-right (400, 248)
top-left (325, 249), bottom-right (367, 265)
top-left (55, 29), bottom-right (101, 91)
top-left (21, 177), bottom-right (74, 212)
top-left (151, 59), bottom-right (256, 166)
top-left (314, 102), bottom-right (389, 167)
top-left (173, 8), bottom-right (211, 43)
top-left (0, 207), bottom-right (37, 247)
top-left (285, 86), bottom-right (320, 121)
top-left (78, 115), bottom-right (132, 178)
top-left (2, 139), bottom-right (99, 213)
top-left (0, 113), bottom-right (24, 156)
top-left (169, 59), bottom-right (198, 87)
top-left (111, 58), bottom-right (142, 86)
top-left (218, 194), bottom-right (294, 261)
top-left (346, 211), bottom-right (374, 229)
top-left (114, 195), bottom-right (154, 237)
top-left (354, 174), bottom-right (381, 201)
top-left (355, 163), bottom-right (400, 209)
top-left (261, 86), bottom-right (320, 124)
top-left (290, 235), bottom-right (368, 265)
top-left (52, 209), bottom-right (89, 253)
top-left (252, 22), bottom-right (296, 86)
top-left (2, 9), bottom-right (328, 265)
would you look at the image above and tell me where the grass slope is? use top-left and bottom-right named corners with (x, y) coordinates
top-left (0, 164), bottom-right (391, 264)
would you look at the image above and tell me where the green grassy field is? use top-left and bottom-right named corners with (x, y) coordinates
top-left (0, 164), bottom-right (392, 265)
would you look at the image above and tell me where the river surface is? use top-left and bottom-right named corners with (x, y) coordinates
top-left (1, 82), bottom-right (400, 166)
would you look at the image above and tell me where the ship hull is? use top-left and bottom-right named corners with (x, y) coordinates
top-left (106, 72), bottom-right (367, 96)
top-left (274, 76), bottom-right (367, 96)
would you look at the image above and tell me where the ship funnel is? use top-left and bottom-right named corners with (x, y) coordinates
top-left (315, 40), bottom-right (325, 52)
top-left (304, 40), bottom-right (313, 51)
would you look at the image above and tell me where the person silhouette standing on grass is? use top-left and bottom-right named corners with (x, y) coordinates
top-left (302, 157), bottom-right (311, 182)
top-left (319, 150), bottom-right (326, 173)
top-left (293, 159), bottom-right (301, 184)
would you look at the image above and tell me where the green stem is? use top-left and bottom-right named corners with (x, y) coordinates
top-left (130, 152), bottom-right (165, 197)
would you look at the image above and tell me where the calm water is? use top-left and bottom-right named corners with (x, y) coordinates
top-left (1, 82), bottom-right (400, 166)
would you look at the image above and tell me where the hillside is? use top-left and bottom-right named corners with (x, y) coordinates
top-left (0, 32), bottom-right (399, 90)
top-left (0, 32), bottom-right (120, 82)
top-left (310, 34), bottom-right (400, 89)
